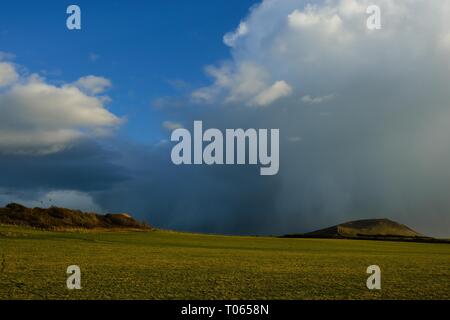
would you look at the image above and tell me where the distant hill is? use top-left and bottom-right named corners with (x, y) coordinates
top-left (0, 203), bottom-right (150, 231)
top-left (283, 218), bottom-right (448, 243)
top-left (307, 219), bottom-right (422, 238)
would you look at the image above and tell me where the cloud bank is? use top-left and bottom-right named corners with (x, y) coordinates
top-left (157, 0), bottom-right (450, 237)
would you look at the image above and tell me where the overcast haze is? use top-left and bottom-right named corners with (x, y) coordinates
top-left (1, 0), bottom-right (450, 237)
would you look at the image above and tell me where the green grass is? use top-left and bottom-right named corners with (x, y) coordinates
top-left (0, 224), bottom-right (448, 300)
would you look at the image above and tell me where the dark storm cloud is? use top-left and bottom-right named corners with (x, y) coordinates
top-left (0, 140), bottom-right (129, 194)
top-left (91, 138), bottom-right (282, 235)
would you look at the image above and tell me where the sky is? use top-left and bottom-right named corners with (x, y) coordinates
top-left (1, 0), bottom-right (450, 237)
top-left (0, 0), bottom-right (258, 144)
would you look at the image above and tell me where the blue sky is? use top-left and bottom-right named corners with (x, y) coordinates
top-left (0, 0), bottom-right (257, 143)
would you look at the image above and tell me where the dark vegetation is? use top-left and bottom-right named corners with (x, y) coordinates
top-left (0, 203), bottom-right (150, 230)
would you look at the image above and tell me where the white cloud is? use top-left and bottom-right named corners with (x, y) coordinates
top-left (192, 62), bottom-right (293, 107)
top-left (288, 7), bottom-right (345, 38)
top-left (252, 80), bottom-right (292, 107)
top-left (73, 75), bottom-right (112, 95)
top-left (223, 22), bottom-right (249, 47)
top-left (193, 0), bottom-right (450, 110)
top-left (0, 63), bottom-right (121, 154)
top-left (162, 121), bottom-right (183, 131)
top-left (338, 0), bottom-right (367, 16)
top-left (0, 62), bottom-right (19, 87)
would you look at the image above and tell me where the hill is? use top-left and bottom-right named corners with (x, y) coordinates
top-left (282, 218), bottom-right (447, 243)
top-left (307, 219), bottom-right (422, 237)
top-left (0, 203), bottom-right (150, 230)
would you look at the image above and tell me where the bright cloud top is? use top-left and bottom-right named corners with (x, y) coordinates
top-left (193, 0), bottom-right (450, 108)
top-left (192, 62), bottom-right (293, 107)
top-left (0, 62), bottom-right (19, 87)
top-left (74, 75), bottom-right (112, 95)
top-left (0, 63), bottom-right (121, 154)
top-left (162, 121), bottom-right (184, 131)
top-left (223, 22), bottom-right (249, 48)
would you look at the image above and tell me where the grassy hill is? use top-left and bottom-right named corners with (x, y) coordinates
top-left (0, 203), bottom-right (150, 230)
top-left (0, 224), bottom-right (449, 300)
top-left (282, 219), bottom-right (446, 243)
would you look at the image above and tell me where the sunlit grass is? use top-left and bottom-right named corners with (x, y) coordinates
top-left (0, 224), bottom-right (448, 300)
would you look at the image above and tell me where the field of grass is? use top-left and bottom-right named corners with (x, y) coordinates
top-left (0, 224), bottom-right (448, 300)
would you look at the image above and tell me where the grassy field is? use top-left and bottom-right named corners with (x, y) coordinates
top-left (0, 224), bottom-right (448, 300)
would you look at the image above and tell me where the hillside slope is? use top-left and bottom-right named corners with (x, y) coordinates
top-left (282, 218), bottom-right (441, 242)
top-left (309, 219), bottom-right (421, 237)
top-left (0, 203), bottom-right (150, 230)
